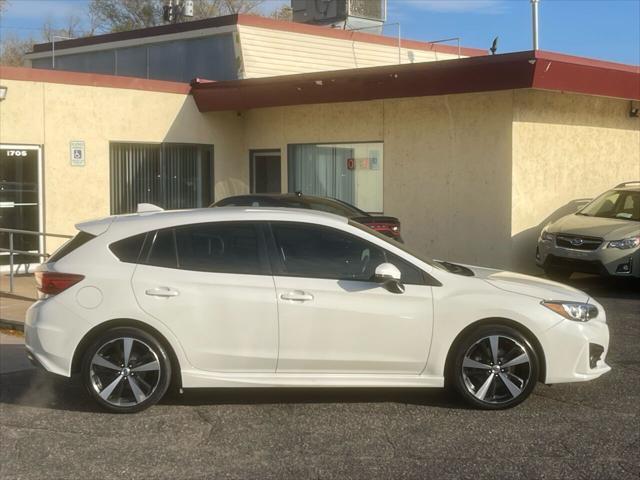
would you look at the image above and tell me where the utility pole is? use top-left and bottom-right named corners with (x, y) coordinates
top-left (531, 0), bottom-right (540, 50)
top-left (163, 0), bottom-right (194, 24)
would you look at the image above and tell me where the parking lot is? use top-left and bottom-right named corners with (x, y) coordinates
top-left (0, 276), bottom-right (638, 480)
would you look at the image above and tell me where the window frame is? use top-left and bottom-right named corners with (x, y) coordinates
top-left (139, 221), bottom-right (273, 276)
top-left (265, 221), bottom-right (429, 285)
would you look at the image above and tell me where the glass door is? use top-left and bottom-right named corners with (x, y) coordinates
top-left (250, 150), bottom-right (281, 194)
top-left (0, 145), bottom-right (43, 266)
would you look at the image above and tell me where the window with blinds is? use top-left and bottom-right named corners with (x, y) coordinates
top-left (110, 143), bottom-right (214, 215)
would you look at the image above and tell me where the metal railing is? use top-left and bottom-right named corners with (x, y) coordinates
top-left (0, 228), bottom-right (73, 293)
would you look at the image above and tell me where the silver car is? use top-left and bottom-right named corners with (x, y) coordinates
top-left (536, 182), bottom-right (640, 280)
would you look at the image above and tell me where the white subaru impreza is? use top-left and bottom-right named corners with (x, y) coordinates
top-left (26, 206), bottom-right (610, 413)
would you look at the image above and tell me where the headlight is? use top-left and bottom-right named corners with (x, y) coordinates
top-left (541, 300), bottom-right (598, 322)
top-left (540, 229), bottom-right (554, 242)
top-left (605, 236), bottom-right (640, 250)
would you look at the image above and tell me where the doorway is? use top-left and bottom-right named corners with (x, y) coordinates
top-left (250, 150), bottom-right (281, 194)
top-left (0, 145), bottom-right (43, 266)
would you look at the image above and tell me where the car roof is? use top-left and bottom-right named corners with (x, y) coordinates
top-left (77, 207), bottom-right (349, 237)
top-left (614, 181), bottom-right (640, 192)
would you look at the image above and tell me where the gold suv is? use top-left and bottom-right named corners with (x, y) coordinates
top-left (536, 182), bottom-right (640, 280)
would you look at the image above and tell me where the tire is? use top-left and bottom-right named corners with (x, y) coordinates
top-left (451, 325), bottom-right (539, 410)
top-left (544, 266), bottom-right (572, 281)
top-left (81, 327), bottom-right (172, 413)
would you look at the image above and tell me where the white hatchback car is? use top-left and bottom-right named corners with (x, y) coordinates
top-left (26, 207), bottom-right (611, 413)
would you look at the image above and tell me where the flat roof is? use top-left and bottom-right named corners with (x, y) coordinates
top-left (3, 50), bottom-right (637, 105)
top-left (191, 50), bottom-right (640, 111)
top-left (29, 13), bottom-right (486, 58)
top-left (0, 65), bottom-right (190, 94)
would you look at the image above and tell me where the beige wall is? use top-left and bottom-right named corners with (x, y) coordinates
top-left (0, 78), bottom-right (245, 249)
top-left (238, 92), bottom-right (514, 268)
top-left (2, 76), bottom-right (638, 271)
top-left (511, 90), bottom-right (640, 272)
top-left (237, 24), bottom-right (461, 79)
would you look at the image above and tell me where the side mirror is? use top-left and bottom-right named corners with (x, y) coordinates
top-left (374, 263), bottom-right (405, 294)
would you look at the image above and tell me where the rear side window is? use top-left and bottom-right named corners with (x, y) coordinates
top-left (144, 229), bottom-right (178, 269)
top-left (109, 233), bottom-right (146, 263)
top-left (47, 232), bottom-right (96, 263)
top-left (175, 222), bottom-right (268, 274)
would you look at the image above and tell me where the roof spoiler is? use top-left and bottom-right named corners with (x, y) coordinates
top-left (137, 203), bottom-right (164, 214)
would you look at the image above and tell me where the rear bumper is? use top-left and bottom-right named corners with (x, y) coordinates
top-left (24, 298), bottom-right (89, 377)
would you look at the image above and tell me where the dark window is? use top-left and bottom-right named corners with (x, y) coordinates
top-left (270, 223), bottom-right (424, 284)
top-left (110, 143), bottom-right (214, 215)
top-left (47, 232), bottom-right (96, 263)
top-left (144, 230), bottom-right (177, 269)
top-left (175, 222), bottom-right (267, 274)
top-left (250, 151), bottom-right (281, 194)
top-left (109, 233), bottom-right (147, 263)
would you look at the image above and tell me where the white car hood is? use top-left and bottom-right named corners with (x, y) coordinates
top-left (468, 266), bottom-right (589, 302)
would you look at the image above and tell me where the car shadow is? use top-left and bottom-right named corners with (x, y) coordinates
top-left (0, 369), bottom-right (469, 412)
top-left (557, 274), bottom-right (639, 300)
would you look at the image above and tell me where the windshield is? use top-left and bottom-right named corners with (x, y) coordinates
top-left (578, 190), bottom-right (640, 221)
top-left (349, 220), bottom-right (442, 270)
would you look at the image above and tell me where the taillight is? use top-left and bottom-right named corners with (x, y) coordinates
top-left (35, 272), bottom-right (85, 295)
top-left (368, 223), bottom-right (401, 237)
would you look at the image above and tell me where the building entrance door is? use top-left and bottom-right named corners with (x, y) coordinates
top-left (250, 150), bottom-right (281, 193)
top-left (0, 145), bottom-right (43, 266)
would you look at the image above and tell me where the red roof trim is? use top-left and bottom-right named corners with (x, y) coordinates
top-left (0, 66), bottom-right (191, 94)
top-left (191, 50), bottom-right (640, 112)
top-left (30, 13), bottom-right (484, 58)
top-left (532, 51), bottom-right (640, 100)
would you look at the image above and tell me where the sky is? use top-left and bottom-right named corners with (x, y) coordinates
top-left (1, 0), bottom-right (639, 65)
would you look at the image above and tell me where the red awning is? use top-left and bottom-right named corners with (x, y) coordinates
top-left (191, 50), bottom-right (640, 112)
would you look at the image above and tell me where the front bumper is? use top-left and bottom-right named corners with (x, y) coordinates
top-left (536, 238), bottom-right (640, 278)
top-left (541, 310), bottom-right (610, 384)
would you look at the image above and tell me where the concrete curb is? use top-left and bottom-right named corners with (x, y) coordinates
top-left (0, 319), bottom-right (25, 333)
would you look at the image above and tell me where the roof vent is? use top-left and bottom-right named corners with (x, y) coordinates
top-left (292, 0), bottom-right (386, 33)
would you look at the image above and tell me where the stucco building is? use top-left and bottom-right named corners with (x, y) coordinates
top-left (1, 15), bottom-right (639, 273)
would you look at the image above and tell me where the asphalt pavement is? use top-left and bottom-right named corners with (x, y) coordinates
top-left (0, 276), bottom-right (638, 480)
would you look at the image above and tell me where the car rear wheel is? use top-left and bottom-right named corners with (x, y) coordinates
top-left (451, 325), bottom-right (539, 410)
top-left (81, 327), bottom-right (171, 413)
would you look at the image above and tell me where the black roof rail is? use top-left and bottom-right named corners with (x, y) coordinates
top-left (615, 181), bottom-right (640, 188)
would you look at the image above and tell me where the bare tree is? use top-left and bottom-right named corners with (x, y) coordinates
top-left (41, 13), bottom-right (87, 41)
top-left (0, 0), bottom-right (8, 13)
top-left (270, 4), bottom-right (292, 21)
top-left (0, 33), bottom-right (35, 66)
top-left (89, 0), bottom-right (266, 33)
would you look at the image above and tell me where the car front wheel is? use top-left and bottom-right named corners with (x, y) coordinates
top-left (451, 325), bottom-right (539, 410)
top-left (81, 327), bottom-right (172, 413)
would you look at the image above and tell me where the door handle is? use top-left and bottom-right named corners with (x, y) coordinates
top-left (145, 287), bottom-right (180, 298)
top-left (280, 290), bottom-right (314, 302)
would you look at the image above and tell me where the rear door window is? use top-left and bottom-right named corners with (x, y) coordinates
top-left (174, 222), bottom-right (269, 275)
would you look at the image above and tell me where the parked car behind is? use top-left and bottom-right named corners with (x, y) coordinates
top-left (536, 182), bottom-right (640, 280)
top-left (211, 193), bottom-right (403, 241)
